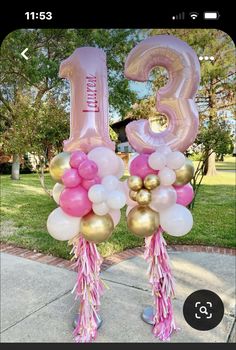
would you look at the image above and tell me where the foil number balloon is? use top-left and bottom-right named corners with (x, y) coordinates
top-left (59, 47), bottom-right (115, 153)
top-left (124, 35), bottom-right (200, 153)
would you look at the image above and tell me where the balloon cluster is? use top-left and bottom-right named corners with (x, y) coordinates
top-left (126, 145), bottom-right (195, 238)
top-left (47, 147), bottom-right (126, 244)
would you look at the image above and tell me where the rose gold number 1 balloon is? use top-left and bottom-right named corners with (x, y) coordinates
top-left (59, 47), bottom-right (115, 153)
top-left (125, 35), bottom-right (200, 153)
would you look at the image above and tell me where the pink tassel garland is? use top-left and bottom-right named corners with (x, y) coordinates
top-left (144, 228), bottom-right (178, 341)
top-left (71, 236), bottom-right (104, 343)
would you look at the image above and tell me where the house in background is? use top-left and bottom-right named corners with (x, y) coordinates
top-left (111, 117), bottom-right (134, 154)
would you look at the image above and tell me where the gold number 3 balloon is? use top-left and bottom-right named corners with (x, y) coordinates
top-left (124, 35), bottom-right (200, 153)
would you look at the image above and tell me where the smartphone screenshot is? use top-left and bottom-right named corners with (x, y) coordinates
top-left (0, 5), bottom-right (235, 347)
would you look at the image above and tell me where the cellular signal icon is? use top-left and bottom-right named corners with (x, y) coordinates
top-left (172, 12), bottom-right (185, 20)
top-left (190, 12), bottom-right (199, 19)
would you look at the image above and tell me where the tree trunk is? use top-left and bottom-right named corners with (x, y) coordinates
top-left (206, 151), bottom-right (218, 176)
top-left (11, 154), bottom-right (20, 180)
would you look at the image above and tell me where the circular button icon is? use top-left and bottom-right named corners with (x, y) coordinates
top-left (183, 289), bottom-right (224, 331)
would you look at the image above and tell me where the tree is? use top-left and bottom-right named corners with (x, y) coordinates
top-left (126, 29), bottom-right (235, 176)
top-left (0, 29), bottom-right (139, 181)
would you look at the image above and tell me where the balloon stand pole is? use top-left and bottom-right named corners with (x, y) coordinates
top-left (144, 228), bottom-right (178, 341)
top-left (70, 236), bottom-right (104, 343)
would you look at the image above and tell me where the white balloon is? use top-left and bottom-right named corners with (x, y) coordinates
top-left (88, 184), bottom-right (107, 203)
top-left (92, 202), bottom-right (109, 215)
top-left (155, 145), bottom-right (172, 156)
top-left (158, 167), bottom-right (176, 186)
top-left (47, 207), bottom-right (80, 241)
top-left (166, 151), bottom-right (185, 170)
top-left (106, 190), bottom-right (126, 209)
top-left (102, 175), bottom-right (119, 191)
top-left (160, 204), bottom-right (193, 236)
top-left (88, 147), bottom-right (120, 178)
top-left (52, 183), bottom-right (64, 205)
top-left (150, 186), bottom-right (177, 212)
top-left (148, 152), bottom-right (166, 170)
top-left (115, 156), bottom-right (125, 179)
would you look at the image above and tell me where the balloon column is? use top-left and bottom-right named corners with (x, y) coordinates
top-left (125, 35), bottom-right (200, 341)
top-left (47, 48), bottom-right (126, 343)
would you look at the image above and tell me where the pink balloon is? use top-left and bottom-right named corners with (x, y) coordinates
top-left (78, 159), bottom-right (98, 180)
top-left (59, 47), bottom-right (115, 153)
top-left (62, 168), bottom-right (82, 188)
top-left (60, 186), bottom-right (92, 217)
top-left (124, 35), bottom-right (200, 154)
top-left (82, 175), bottom-right (101, 190)
top-left (109, 209), bottom-right (121, 227)
top-left (174, 183), bottom-right (194, 206)
top-left (130, 153), bottom-right (158, 179)
top-left (70, 151), bottom-right (87, 168)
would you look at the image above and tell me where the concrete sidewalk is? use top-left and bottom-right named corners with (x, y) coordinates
top-left (0, 250), bottom-right (235, 343)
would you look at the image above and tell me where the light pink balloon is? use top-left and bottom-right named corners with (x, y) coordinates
top-left (59, 47), bottom-right (115, 153)
top-left (126, 204), bottom-right (136, 216)
top-left (130, 153), bottom-right (158, 179)
top-left (60, 186), bottom-right (92, 217)
top-left (70, 151), bottom-right (87, 168)
top-left (122, 180), bottom-right (137, 206)
top-left (124, 35), bottom-right (200, 154)
top-left (78, 159), bottom-right (98, 179)
top-left (62, 168), bottom-right (82, 188)
top-left (114, 156), bottom-right (125, 179)
top-left (82, 176), bottom-right (101, 190)
top-left (87, 147), bottom-right (120, 178)
top-left (174, 183), bottom-right (194, 206)
top-left (150, 186), bottom-right (177, 212)
top-left (109, 209), bottom-right (121, 227)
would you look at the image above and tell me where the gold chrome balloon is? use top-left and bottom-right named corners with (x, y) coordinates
top-left (80, 212), bottom-right (114, 243)
top-left (127, 205), bottom-right (159, 238)
top-left (136, 189), bottom-right (152, 205)
top-left (174, 159), bottom-right (195, 186)
top-left (127, 176), bottom-right (143, 191)
top-left (49, 152), bottom-right (71, 183)
top-left (143, 174), bottom-right (160, 190)
top-left (129, 190), bottom-right (138, 202)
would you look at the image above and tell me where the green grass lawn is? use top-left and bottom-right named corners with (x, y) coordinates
top-left (1, 159), bottom-right (235, 259)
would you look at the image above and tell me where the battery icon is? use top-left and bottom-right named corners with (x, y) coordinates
top-left (204, 12), bottom-right (220, 19)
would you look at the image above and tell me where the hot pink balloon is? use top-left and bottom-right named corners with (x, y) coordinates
top-left (62, 168), bottom-right (82, 188)
top-left (124, 35), bottom-right (200, 154)
top-left (82, 176), bottom-right (101, 190)
top-left (59, 47), bottom-right (115, 153)
top-left (174, 183), bottom-right (194, 206)
top-left (60, 186), bottom-right (92, 217)
top-left (78, 159), bottom-right (98, 180)
top-left (70, 151), bottom-right (87, 168)
top-left (130, 153), bottom-right (158, 179)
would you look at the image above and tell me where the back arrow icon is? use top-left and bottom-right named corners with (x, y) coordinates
top-left (21, 48), bottom-right (29, 60)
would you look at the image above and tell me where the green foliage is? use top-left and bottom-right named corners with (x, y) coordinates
top-left (196, 118), bottom-right (233, 157)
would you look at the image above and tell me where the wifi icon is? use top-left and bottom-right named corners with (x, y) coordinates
top-left (190, 12), bottom-right (199, 19)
